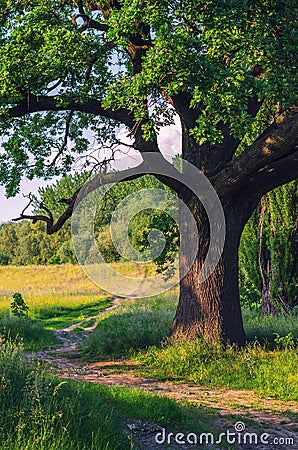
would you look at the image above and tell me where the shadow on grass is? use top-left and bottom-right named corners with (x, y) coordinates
top-left (0, 315), bottom-right (59, 350)
top-left (36, 297), bottom-right (114, 329)
top-left (243, 309), bottom-right (298, 348)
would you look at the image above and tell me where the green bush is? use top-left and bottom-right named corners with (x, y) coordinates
top-left (48, 254), bottom-right (61, 265)
top-left (10, 293), bottom-right (29, 317)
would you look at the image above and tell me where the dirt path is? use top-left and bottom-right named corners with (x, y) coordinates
top-left (31, 306), bottom-right (298, 450)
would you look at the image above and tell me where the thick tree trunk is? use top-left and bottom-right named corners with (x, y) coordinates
top-left (170, 197), bottom-right (246, 346)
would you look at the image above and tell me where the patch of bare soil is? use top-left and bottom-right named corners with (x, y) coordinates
top-left (30, 305), bottom-right (297, 450)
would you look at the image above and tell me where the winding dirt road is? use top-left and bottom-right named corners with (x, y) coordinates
top-left (30, 306), bottom-right (298, 450)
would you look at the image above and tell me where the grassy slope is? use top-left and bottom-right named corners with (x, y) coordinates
top-left (0, 264), bottom-right (112, 349)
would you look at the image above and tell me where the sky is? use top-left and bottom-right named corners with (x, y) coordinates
top-left (0, 118), bottom-right (182, 223)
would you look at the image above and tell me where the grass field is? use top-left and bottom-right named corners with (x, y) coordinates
top-left (0, 263), bottom-right (155, 308)
top-left (0, 263), bottom-right (156, 329)
top-left (0, 264), bottom-right (297, 449)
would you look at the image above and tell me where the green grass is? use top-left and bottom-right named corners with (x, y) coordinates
top-left (83, 295), bottom-right (176, 358)
top-left (243, 309), bottom-right (298, 347)
top-left (0, 265), bottom-right (110, 315)
top-left (0, 263), bottom-right (155, 315)
top-left (135, 340), bottom-right (298, 401)
top-left (0, 264), bottom-right (156, 335)
top-left (0, 265), bottom-right (116, 347)
top-left (82, 293), bottom-right (298, 401)
top-left (0, 315), bottom-right (59, 350)
top-left (0, 337), bottom-right (210, 450)
top-left (34, 298), bottom-right (113, 330)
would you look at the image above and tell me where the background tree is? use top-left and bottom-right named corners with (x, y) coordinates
top-left (0, 0), bottom-right (297, 345)
top-left (240, 181), bottom-right (298, 315)
top-left (0, 220), bottom-right (74, 265)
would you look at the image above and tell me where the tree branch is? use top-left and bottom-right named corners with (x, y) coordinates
top-left (72, 13), bottom-right (109, 32)
top-left (245, 147), bottom-right (298, 200)
top-left (46, 111), bottom-right (74, 168)
top-left (72, 0), bottom-right (109, 32)
top-left (7, 92), bottom-right (134, 128)
top-left (215, 106), bottom-right (298, 196)
top-left (13, 163), bottom-right (148, 234)
top-left (12, 151), bottom-right (191, 234)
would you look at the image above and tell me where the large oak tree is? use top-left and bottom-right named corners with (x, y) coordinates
top-left (0, 0), bottom-right (297, 345)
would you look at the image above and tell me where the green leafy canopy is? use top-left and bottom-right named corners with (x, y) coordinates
top-left (0, 0), bottom-right (296, 195)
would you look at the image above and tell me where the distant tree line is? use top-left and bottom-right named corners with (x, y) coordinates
top-left (0, 173), bottom-right (297, 314)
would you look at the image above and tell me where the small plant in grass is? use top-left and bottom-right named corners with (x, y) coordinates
top-left (48, 254), bottom-right (61, 265)
top-left (10, 293), bottom-right (29, 318)
top-left (273, 332), bottom-right (296, 349)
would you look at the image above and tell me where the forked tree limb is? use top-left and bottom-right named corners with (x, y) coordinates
top-left (12, 157), bottom-right (184, 234)
top-left (214, 106), bottom-right (298, 197)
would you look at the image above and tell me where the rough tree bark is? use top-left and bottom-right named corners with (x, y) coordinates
top-left (170, 193), bottom-right (251, 345)
top-left (169, 108), bottom-right (298, 345)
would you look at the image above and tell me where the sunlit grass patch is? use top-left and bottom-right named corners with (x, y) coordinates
top-left (0, 337), bottom-right (208, 450)
top-left (0, 263), bottom-right (156, 315)
top-left (83, 290), bottom-right (178, 358)
top-left (135, 340), bottom-right (298, 401)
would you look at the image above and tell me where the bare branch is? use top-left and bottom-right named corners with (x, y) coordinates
top-left (13, 163), bottom-right (148, 234)
top-left (47, 111), bottom-right (74, 168)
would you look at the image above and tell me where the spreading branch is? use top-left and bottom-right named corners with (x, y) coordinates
top-left (7, 92), bottom-right (134, 129)
top-left (169, 92), bottom-right (263, 175)
top-left (13, 164), bottom-right (147, 233)
top-left (245, 147), bottom-right (298, 200)
top-left (215, 106), bottom-right (298, 197)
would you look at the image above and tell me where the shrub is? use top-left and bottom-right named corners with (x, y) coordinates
top-left (10, 293), bottom-right (29, 317)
